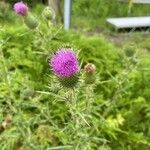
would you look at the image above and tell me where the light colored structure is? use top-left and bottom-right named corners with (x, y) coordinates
top-left (118, 0), bottom-right (150, 4)
top-left (64, 0), bottom-right (72, 30)
top-left (107, 17), bottom-right (150, 29)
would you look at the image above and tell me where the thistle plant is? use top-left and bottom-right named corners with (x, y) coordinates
top-left (13, 1), bottom-right (62, 56)
top-left (13, 3), bottom-right (99, 144)
top-left (103, 45), bottom-right (139, 117)
top-left (50, 49), bottom-right (80, 123)
top-left (14, 2), bottom-right (38, 30)
top-left (48, 48), bottom-right (99, 149)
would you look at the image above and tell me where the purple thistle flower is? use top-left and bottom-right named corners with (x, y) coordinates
top-left (50, 49), bottom-right (79, 78)
top-left (14, 2), bottom-right (28, 16)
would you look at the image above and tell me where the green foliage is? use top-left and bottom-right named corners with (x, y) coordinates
top-left (73, 0), bottom-right (150, 18)
top-left (0, 2), bottom-right (150, 150)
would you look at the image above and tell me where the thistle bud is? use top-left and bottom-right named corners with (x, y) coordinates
top-left (84, 63), bottom-right (96, 75)
top-left (84, 63), bottom-right (96, 84)
top-left (24, 13), bottom-right (38, 29)
top-left (42, 7), bottom-right (55, 20)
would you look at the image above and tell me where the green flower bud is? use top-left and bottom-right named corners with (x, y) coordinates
top-left (84, 63), bottom-right (96, 75)
top-left (42, 7), bottom-right (55, 20)
top-left (24, 14), bottom-right (38, 29)
top-left (84, 63), bottom-right (96, 84)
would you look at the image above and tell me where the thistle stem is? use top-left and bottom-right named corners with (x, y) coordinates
top-left (36, 28), bottom-right (47, 43)
top-left (68, 88), bottom-right (78, 128)
top-left (85, 85), bottom-right (94, 114)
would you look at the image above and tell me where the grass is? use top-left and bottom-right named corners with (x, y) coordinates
top-left (72, 0), bottom-right (150, 30)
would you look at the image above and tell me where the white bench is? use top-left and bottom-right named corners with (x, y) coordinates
top-left (118, 0), bottom-right (150, 4)
top-left (107, 17), bottom-right (150, 30)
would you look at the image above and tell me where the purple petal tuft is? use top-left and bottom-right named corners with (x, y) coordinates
top-left (50, 49), bottom-right (79, 77)
top-left (14, 2), bottom-right (28, 16)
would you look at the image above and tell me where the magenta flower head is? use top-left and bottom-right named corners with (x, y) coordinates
top-left (50, 49), bottom-right (79, 78)
top-left (14, 1), bottom-right (28, 16)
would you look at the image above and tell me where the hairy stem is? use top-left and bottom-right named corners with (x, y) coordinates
top-left (0, 43), bottom-right (17, 113)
